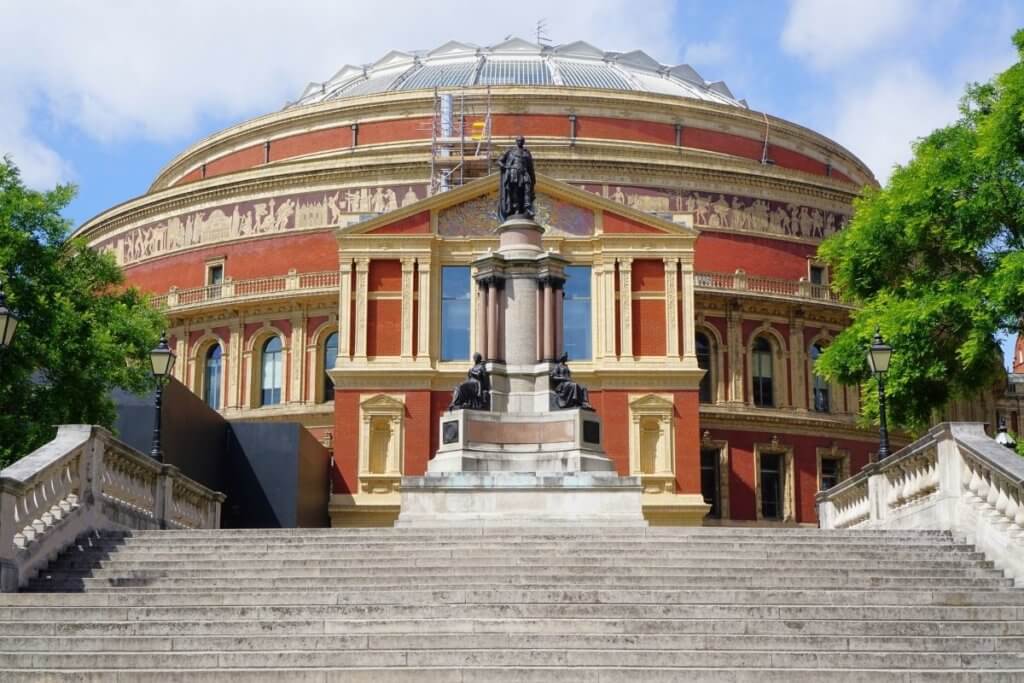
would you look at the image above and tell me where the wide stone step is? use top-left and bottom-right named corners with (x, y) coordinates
top-left (3, 648), bottom-right (1024, 670)
top-left (5, 632), bottom-right (1024, 653)
top-left (2, 595), bottom-right (1022, 618)
top-left (75, 540), bottom-right (970, 557)
top-left (32, 565), bottom-right (1001, 580)
top-left (3, 615), bottom-right (1022, 638)
top-left (4, 667), bottom-right (1020, 683)
top-left (41, 557), bottom-right (997, 573)
top-left (48, 549), bottom-right (988, 564)
top-left (27, 576), bottom-right (1013, 592)
top-left (112, 527), bottom-right (956, 537)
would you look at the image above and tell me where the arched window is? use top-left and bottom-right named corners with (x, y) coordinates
top-left (323, 331), bottom-right (339, 401)
top-left (810, 342), bottom-right (830, 412)
top-left (752, 336), bottom-right (774, 407)
top-left (696, 332), bottom-right (712, 403)
top-left (260, 336), bottom-right (283, 406)
top-left (203, 344), bottom-right (222, 409)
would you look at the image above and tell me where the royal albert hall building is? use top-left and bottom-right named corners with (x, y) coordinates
top-left (77, 39), bottom-right (887, 527)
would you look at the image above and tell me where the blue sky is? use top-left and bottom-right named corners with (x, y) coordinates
top-left (2, 0), bottom-right (1022, 364)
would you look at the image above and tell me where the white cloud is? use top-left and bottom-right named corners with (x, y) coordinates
top-left (0, 91), bottom-right (73, 188)
top-left (0, 0), bottom-right (677, 188)
top-left (781, 0), bottom-right (927, 70)
top-left (831, 44), bottom-right (1017, 183)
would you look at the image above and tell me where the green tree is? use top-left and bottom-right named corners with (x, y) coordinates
top-left (817, 30), bottom-right (1024, 432)
top-left (0, 157), bottom-right (164, 467)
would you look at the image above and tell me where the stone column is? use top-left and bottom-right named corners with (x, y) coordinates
top-left (664, 258), bottom-right (680, 358)
top-left (476, 279), bottom-right (488, 359)
top-left (338, 259), bottom-right (353, 359)
top-left (554, 285), bottom-right (564, 359)
top-left (536, 284), bottom-right (544, 362)
top-left (618, 258), bottom-right (634, 358)
top-left (417, 259), bottom-right (431, 359)
top-left (486, 277), bottom-right (499, 362)
top-left (353, 258), bottom-right (369, 359)
top-left (681, 261), bottom-right (697, 359)
top-left (543, 277), bottom-right (555, 361)
top-left (400, 257), bottom-right (415, 361)
top-left (172, 330), bottom-right (187, 384)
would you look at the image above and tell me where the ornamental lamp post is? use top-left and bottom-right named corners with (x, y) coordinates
top-left (996, 417), bottom-right (1017, 450)
top-left (149, 332), bottom-right (176, 463)
top-left (866, 328), bottom-right (893, 461)
top-left (0, 283), bottom-right (20, 352)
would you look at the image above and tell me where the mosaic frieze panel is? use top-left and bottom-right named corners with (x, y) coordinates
top-left (438, 192), bottom-right (595, 237)
top-left (95, 184), bottom-right (427, 266)
top-left (577, 184), bottom-right (850, 241)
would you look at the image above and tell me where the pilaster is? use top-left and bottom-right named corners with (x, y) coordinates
top-left (416, 259), bottom-right (431, 359)
top-left (681, 261), bottom-right (697, 359)
top-left (789, 314), bottom-right (807, 410)
top-left (353, 258), bottom-right (369, 359)
top-left (664, 258), bottom-right (680, 358)
top-left (289, 309), bottom-right (306, 404)
top-left (726, 302), bottom-right (744, 403)
top-left (228, 318), bottom-right (243, 409)
top-left (400, 257), bottom-right (415, 361)
top-left (618, 258), bottom-right (633, 359)
top-left (338, 259), bottom-right (353, 359)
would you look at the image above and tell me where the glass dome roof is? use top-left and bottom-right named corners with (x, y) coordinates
top-left (288, 38), bottom-right (746, 109)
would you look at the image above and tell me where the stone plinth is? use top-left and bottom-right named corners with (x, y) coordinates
top-left (431, 408), bottom-right (610, 473)
top-left (395, 472), bottom-right (645, 527)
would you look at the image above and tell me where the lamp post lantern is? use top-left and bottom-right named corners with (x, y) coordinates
top-left (996, 417), bottom-right (1017, 450)
top-left (149, 332), bottom-right (176, 463)
top-left (867, 328), bottom-right (893, 461)
top-left (0, 283), bottom-right (20, 353)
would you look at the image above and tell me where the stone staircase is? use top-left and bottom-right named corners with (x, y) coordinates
top-left (1, 527), bottom-right (1023, 681)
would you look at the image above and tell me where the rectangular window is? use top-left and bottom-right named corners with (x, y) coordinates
top-left (563, 265), bottom-right (592, 360)
top-left (809, 265), bottom-right (825, 286)
top-left (700, 448), bottom-right (721, 518)
top-left (820, 457), bottom-right (842, 491)
top-left (207, 264), bottom-right (224, 285)
top-left (760, 453), bottom-right (783, 520)
top-left (440, 266), bottom-right (471, 361)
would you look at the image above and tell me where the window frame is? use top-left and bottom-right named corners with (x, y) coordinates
top-left (439, 265), bottom-right (472, 362)
top-left (751, 336), bottom-right (774, 408)
top-left (259, 335), bottom-right (284, 407)
top-left (562, 265), bottom-right (593, 361)
top-left (202, 343), bottom-right (223, 410)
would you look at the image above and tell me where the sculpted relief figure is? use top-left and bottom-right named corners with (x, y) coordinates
top-left (497, 136), bottom-right (536, 221)
top-left (550, 353), bottom-right (593, 410)
top-left (448, 353), bottom-right (491, 411)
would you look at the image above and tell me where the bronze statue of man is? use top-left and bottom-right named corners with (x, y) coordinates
top-left (497, 136), bottom-right (535, 221)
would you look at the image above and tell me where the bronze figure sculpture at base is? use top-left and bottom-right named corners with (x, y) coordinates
top-left (448, 352), bottom-right (490, 411)
top-left (550, 352), bottom-right (592, 410)
top-left (497, 136), bottom-right (535, 221)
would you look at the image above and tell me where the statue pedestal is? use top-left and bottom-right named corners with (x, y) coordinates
top-left (396, 408), bottom-right (646, 528)
top-left (396, 472), bottom-right (646, 528)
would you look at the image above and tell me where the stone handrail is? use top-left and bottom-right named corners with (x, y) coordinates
top-left (150, 269), bottom-right (843, 312)
top-left (0, 425), bottom-right (225, 591)
top-left (818, 422), bottom-right (1024, 580)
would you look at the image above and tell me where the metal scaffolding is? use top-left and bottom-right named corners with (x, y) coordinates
top-left (426, 87), bottom-right (492, 195)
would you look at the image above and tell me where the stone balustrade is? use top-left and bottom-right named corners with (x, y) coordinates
top-left (818, 422), bottom-right (1024, 580)
top-left (0, 425), bottom-right (225, 591)
top-left (151, 269), bottom-right (845, 313)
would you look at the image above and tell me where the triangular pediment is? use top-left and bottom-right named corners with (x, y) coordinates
top-left (360, 393), bottom-right (405, 413)
top-left (338, 173), bottom-right (697, 240)
top-left (629, 393), bottom-right (675, 412)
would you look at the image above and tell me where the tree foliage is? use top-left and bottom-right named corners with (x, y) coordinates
top-left (817, 30), bottom-right (1024, 433)
top-left (0, 157), bottom-right (164, 467)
